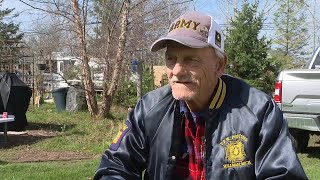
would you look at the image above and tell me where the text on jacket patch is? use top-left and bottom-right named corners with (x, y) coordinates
top-left (220, 134), bottom-right (252, 168)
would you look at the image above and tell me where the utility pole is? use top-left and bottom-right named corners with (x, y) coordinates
top-left (301, 0), bottom-right (316, 50)
top-left (32, 56), bottom-right (35, 106)
top-left (193, 0), bottom-right (196, 10)
top-left (227, 0), bottom-right (230, 25)
top-left (234, 0), bottom-right (238, 17)
top-left (313, 0), bottom-right (316, 50)
top-left (135, 49), bottom-right (143, 100)
top-left (49, 53), bottom-right (53, 98)
top-left (168, 0), bottom-right (171, 23)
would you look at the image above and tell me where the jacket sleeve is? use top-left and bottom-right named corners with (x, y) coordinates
top-left (93, 101), bottom-right (147, 180)
top-left (255, 100), bottom-right (308, 180)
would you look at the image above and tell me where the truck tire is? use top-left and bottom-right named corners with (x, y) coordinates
top-left (289, 129), bottom-right (309, 153)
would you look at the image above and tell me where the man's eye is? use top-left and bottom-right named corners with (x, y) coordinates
top-left (185, 58), bottom-right (198, 63)
top-left (166, 57), bottom-right (175, 63)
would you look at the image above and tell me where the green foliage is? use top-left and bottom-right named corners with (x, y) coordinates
top-left (246, 50), bottom-right (304, 93)
top-left (63, 66), bottom-right (81, 80)
top-left (0, 159), bottom-right (99, 180)
top-left (142, 66), bottom-right (155, 94)
top-left (0, 8), bottom-right (23, 41)
top-left (273, 0), bottom-right (308, 57)
top-left (0, 7), bottom-right (23, 58)
top-left (114, 77), bottom-right (137, 108)
top-left (114, 65), bottom-right (155, 107)
top-left (225, 3), bottom-right (273, 93)
top-left (269, 50), bottom-right (305, 70)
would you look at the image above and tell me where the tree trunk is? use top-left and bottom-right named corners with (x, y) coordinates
top-left (71, 0), bottom-right (98, 117)
top-left (99, 0), bottom-right (130, 117)
top-left (136, 60), bottom-right (143, 100)
top-left (100, 33), bottom-right (111, 113)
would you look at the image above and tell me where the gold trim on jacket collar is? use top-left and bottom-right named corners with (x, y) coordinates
top-left (209, 78), bottom-right (226, 109)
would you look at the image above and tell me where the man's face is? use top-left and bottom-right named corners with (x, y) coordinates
top-left (165, 42), bottom-right (225, 105)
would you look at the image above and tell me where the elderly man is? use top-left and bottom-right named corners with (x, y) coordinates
top-left (94, 11), bottom-right (307, 180)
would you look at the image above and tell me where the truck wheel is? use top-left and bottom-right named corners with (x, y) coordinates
top-left (290, 130), bottom-right (309, 153)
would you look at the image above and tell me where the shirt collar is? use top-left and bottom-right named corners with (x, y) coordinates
top-left (179, 77), bottom-right (227, 114)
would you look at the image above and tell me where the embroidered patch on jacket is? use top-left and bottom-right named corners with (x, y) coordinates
top-left (109, 120), bottom-right (131, 151)
top-left (220, 134), bottom-right (252, 168)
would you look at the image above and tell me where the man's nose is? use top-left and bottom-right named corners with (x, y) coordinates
top-left (172, 62), bottom-right (187, 76)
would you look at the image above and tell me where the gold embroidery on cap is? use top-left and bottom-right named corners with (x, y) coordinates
top-left (200, 26), bottom-right (209, 38)
top-left (220, 134), bottom-right (252, 168)
top-left (169, 23), bottom-right (175, 32)
top-left (215, 31), bottom-right (222, 48)
top-left (180, 19), bottom-right (192, 28)
top-left (174, 19), bottom-right (181, 29)
top-left (169, 19), bottom-right (201, 32)
top-left (192, 21), bottom-right (200, 30)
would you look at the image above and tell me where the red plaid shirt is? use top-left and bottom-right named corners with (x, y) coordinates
top-left (174, 106), bottom-right (206, 180)
top-left (173, 78), bottom-right (227, 179)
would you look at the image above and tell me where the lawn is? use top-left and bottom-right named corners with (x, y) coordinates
top-left (298, 135), bottom-right (320, 180)
top-left (0, 159), bottom-right (100, 180)
top-left (0, 103), bottom-right (127, 179)
top-left (0, 102), bottom-right (320, 179)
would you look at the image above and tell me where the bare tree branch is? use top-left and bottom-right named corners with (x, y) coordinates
top-left (128, 0), bottom-right (193, 26)
top-left (130, 0), bottom-right (148, 11)
top-left (108, 0), bottom-right (125, 38)
top-left (18, 0), bottom-right (76, 23)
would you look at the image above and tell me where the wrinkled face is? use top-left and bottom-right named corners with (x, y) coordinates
top-left (165, 42), bottom-right (225, 105)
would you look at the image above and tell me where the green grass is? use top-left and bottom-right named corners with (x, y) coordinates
top-left (0, 102), bottom-right (127, 179)
top-left (0, 159), bottom-right (100, 180)
top-left (1, 103), bottom-right (320, 179)
top-left (25, 103), bottom-right (127, 155)
top-left (298, 149), bottom-right (320, 180)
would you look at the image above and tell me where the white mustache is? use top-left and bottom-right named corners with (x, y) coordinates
top-left (170, 76), bottom-right (196, 83)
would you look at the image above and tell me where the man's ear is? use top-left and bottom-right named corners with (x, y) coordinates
top-left (217, 54), bottom-right (228, 74)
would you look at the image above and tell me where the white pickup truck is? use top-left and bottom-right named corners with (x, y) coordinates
top-left (274, 47), bottom-right (320, 152)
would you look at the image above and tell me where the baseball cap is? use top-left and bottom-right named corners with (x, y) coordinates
top-left (150, 11), bottom-right (224, 53)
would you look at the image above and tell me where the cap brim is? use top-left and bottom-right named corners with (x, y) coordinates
top-left (150, 36), bottom-right (211, 52)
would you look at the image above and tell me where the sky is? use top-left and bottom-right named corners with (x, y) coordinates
top-left (2, 0), bottom-right (36, 32)
top-left (0, 0), bottom-right (313, 31)
top-left (2, 0), bottom-right (320, 54)
top-left (2, 0), bottom-right (228, 32)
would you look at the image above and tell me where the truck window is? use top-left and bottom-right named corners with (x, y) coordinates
top-left (315, 56), bottom-right (320, 69)
top-left (314, 52), bottom-right (320, 69)
top-left (307, 47), bottom-right (320, 69)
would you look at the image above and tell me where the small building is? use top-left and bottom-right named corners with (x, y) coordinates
top-left (153, 66), bottom-right (168, 87)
